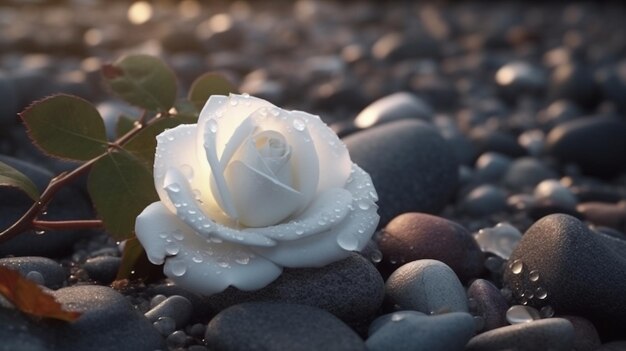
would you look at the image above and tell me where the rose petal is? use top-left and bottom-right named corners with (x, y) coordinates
top-left (155, 125), bottom-right (215, 214)
top-left (290, 110), bottom-right (352, 193)
top-left (163, 167), bottom-right (276, 247)
top-left (251, 164), bottom-right (379, 267)
top-left (135, 202), bottom-right (282, 295)
top-left (244, 187), bottom-right (352, 241)
top-left (224, 160), bottom-right (303, 228)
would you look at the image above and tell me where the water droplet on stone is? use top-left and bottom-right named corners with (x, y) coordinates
top-left (539, 305), bottom-right (554, 318)
top-left (529, 270), bottom-right (540, 282)
top-left (169, 261), bottom-right (186, 276)
top-left (292, 118), bottom-right (305, 131)
top-left (26, 271), bottom-right (45, 285)
top-left (166, 183), bottom-right (181, 193)
top-left (217, 259), bottom-right (230, 268)
top-left (35, 230), bottom-right (45, 235)
top-left (154, 316), bottom-right (176, 336)
top-left (536, 287), bottom-right (548, 299)
top-left (510, 259), bottom-right (524, 274)
top-left (208, 119), bottom-right (218, 133)
top-left (506, 305), bottom-right (541, 324)
top-left (337, 234), bottom-right (359, 251)
top-left (180, 164), bottom-right (194, 179)
top-left (370, 250), bottom-right (382, 263)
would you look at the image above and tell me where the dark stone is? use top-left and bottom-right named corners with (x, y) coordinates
top-left (503, 157), bottom-right (558, 191)
top-left (353, 92), bottom-right (433, 130)
top-left (597, 60), bottom-right (626, 114)
top-left (561, 315), bottom-right (601, 351)
top-left (495, 61), bottom-right (546, 103)
top-left (372, 32), bottom-right (440, 62)
top-left (83, 256), bottom-right (121, 284)
top-left (366, 312), bottom-right (474, 351)
top-left (469, 129), bottom-right (527, 159)
top-left (145, 295), bottom-right (193, 329)
top-left (377, 213), bottom-right (483, 283)
top-left (502, 214), bottom-right (626, 338)
top-left (0, 71), bottom-right (18, 126)
top-left (344, 119), bottom-right (458, 227)
top-left (205, 302), bottom-right (366, 351)
top-left (460, 184), bottom-right (508, 217)
top-left (466, 318), bottom-right (575, 351)
top-left (537, 100), bottom-right (584, 131)
top-left (549, 63), bottom-right (601, 110)
top-left (577, 201), bottom-right (626, 233)
top-left (467, 279), bottom-right (509, 331)
top-left (0, 256), bottom-right (66, 289)
top-left (546, 116), bottom-right (626, 178)
top-left (203, 253), bottom-right (384, 332)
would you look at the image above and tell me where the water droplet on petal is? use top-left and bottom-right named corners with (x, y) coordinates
top-left (169, 261), bottom-right (186, 276)
top-left (292, 118), bottom-right (305, 131)
top-left (165, 242), bottom-right (180, 255)
top-left (208, 119), bottom-right (218, 133)
top-left (166, 183), bottom-right (181, 193)
top-left (179, 164), bottom-right (194, 179)
top-left (295, 228), bottom-right (304, 235)
top-left (192, 255), bottom-right (203, 263)
top-left (506, 305), bottom-right (541, 324)
top-left (337, 234), bottom-right (359, 251)
top-left (217, 259), bottom-right (230, 268)
top-left (235, 256), bottom-right (250, 265)
top-left (172, 231), bottom-right (184, 241)
top-left (229, 98), bottom-right (238, 106)
top-left (166, 134), bottom-right (175, 141)
top-left (357, 200), bottom-right (370, 210)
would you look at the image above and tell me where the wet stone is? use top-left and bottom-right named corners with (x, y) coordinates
top-left (503, 157), bottom-right (558, 191)
top-left (577, 201), bottom-right (626, 233)
top-left (467, 279), bottom-right (509, 331)
top-left (465, 318), bottom-right (575, 351)
top-left (460, 184), bottom-right (508, 217)
top-left (561, 315), bottom-right (602, 351)
top-left (366, 312), bottom-right (475, 351)
top-left (0, 256), bottom-right (66, 289)
top-left (205, 302), bottom-right (366, 351)
top-left (503, 214), bottom-right (626, 338)
top-left (377, 213), bottom-right (484, 282)
top-left (144, 295), bottom-right (193, 330)
top-left (353, 92), bottom-right (434, 130)
top-left (83, 256), bottom-right (121, 284)
top-left (385, 259), bottom-right (468, 314)
top-left (344, 119), bottom-right (458, 227)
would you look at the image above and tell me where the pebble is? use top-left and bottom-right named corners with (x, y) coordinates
top-left (465, 318), bottom-right (575, 351)
top-left (561, 315), bottom-right (601, 351)
top-left (503, 157), bottom-right (558, 191)
top-left (597, 341), bottom-right (626, 351)
top-left (366, 312), bottom-right (475, 351)
top-left (502, 214), bottom-right (626, 338)
top-left (353, 92), bottom-right (433, 129)
top-left (83, 256), bottom-right (121, 284)
top-left (577, 201), bottom-right (626, 233)
top-left (460, 184), bottom-right (508, 217)
top-left (537, 99), bottom-right (584, 131)
top-left (467, 279), bottom-right (509, 331)
top-left (205, 302), bottom-right (366, 351)
top-left (203, 253), bottom-right (384, 332)
top-left (469, 129), bottom-right (527, 159)
top-left (144, 295), bottom-right (193, 330)
top-left (0, 256), bottom-right (66, 289)
top-left (385, 259), bottom-right (468, 314)
top-left (473, 152), bottom-right (512, 183)
top-left (377, 213), bottom-right (483, 282)
top-left (495, 61), bottom-right (546, 102)
top-left (533, 179), bottom-right (578, 210)
top-left (548, 62), bottom-right (600, 109)
top-left (344, 119), bottom-right (458, 227)
top-left (546, 116), bottom-right (626, 178)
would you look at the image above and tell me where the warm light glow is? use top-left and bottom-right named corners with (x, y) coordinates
top-left (178, 0), bottom-right (201, 19)
top-left (209, 14), bottom-right (233, 33)
top-left (83, 28), bottom-right (103, 46)
top-left (496, 66), bottom-right (516, 86)
top-left (128, 1), bottom-right (153, 25)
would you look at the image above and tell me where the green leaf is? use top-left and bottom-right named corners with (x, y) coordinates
top-left (188, 72), bottom-right (236, 110)
top-left (88, 151), bottom-right (158, 241)
top-left (103, 55), bottom-right (177, 112)
top-left (20, 94), bottom-right (108, 161)
top-left (123, 116), bottom-right (197, 168)
top-left (115, 115), bottom-right (136, 139)
top-left (0, 161), bottom-right (40, 201)
top-left (116, 237), bottom-right (164, 282)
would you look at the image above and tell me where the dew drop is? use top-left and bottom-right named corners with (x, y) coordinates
top-left (506, 305), bottom-right (541, 324)
top-left (148, 254), bottom-right (164, 265)
top-left (235, 256), bottom-right (250, 265)
top-left (510, 259), bottom-right (524, 274)
top-left (180, 164), bottom-right (194, 179)
top-left (26, 271), bottom-right (45, 285)
top-left (172, 231), bottom-right (184, 240)
top-left (165, 242), bottom-right (180, 255)
top-left (35, 230), bottom-right (45, 235)
top-left (169, 261), bottom-right (187, 276)
top-left (192, 255), bottom-right (203, 263)
top-left (529, 270), bottom-right (540, 282)
top-left (536, 287), bottom-right (548, 299)
top-left (166, 134), bottom-right (175, 141)
top-left (208, 119), bottom-right (218, 133)
top-left (370, 249), bottom-right (383, 263)
top-left (270, 108), bottom-right (280, 116)
top-left (229, 98), bottom-right (238, 106)
top-left (292, 118), bottom-right (306, 131)
top-left (166, 183), bottom-right (181, 193)
top-left (390, 313), bottom-right (404, 322)
top-left (337, 234), bottom-right (359, 251)
top-left (358, 200), bottom-right (370, 210)
top-left (539, 305), bottom-right (554, 318)
top-left (217, 259), bottom-right (230, 268)
top-left (295, 228), bottom-right (304, 235)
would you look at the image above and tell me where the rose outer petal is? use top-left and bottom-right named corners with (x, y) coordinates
top-left (135, 202), bottom-right (283, 295)
top-left (251, 164), bottom-right (380, 268)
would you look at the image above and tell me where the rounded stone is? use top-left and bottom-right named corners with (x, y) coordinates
top-left (546, 116), bottom-right (626, 178)
top-left (377, 213), bottom-right (483, 282)
top-left (503, 157), bottom-right (558, 191)
top-left (144, 295), bottom-right (193, 330)
top-left (0, 256), bottom-right (66, 289)
top-left (353, 92), bottom-right (433, 129)
top-left (467, 279), bottom-right (509, 331)
top-left (205, 302), bottom-right (366, 351)
top-left (465, 318), bottom-right (575, 351)
top-left (576, 201), bottom-right (626, 233)
top-left (366, 312), bottom-right (475, 351)
top-left (203, 253), bottom-right (384, 331)
top-left (344, 119), bottom-right (458, 227)
top-left (502, 214), bottom-right (626, 338)
top-left (83, 256), bottom-right (121, 284)
top-left (385, 259), bottom-right (468, 314)
top-left (561, 315), bottom-right (601, 351)
top-left (461, 184), bottom-right (508, 217)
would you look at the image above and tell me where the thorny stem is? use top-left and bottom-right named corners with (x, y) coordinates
top-left (0, 111), bottom-right (163, 244)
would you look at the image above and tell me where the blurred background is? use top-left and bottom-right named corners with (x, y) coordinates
top-left (0, 1), bottom-right (625, 170)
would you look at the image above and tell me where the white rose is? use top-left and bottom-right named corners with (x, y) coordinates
top-left (135, 93), bottom-right (379, 295)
